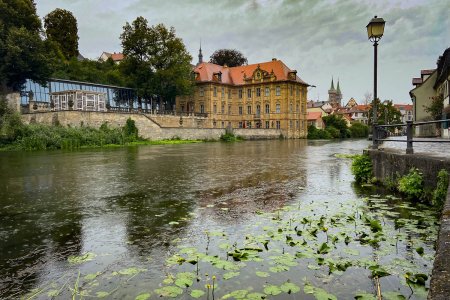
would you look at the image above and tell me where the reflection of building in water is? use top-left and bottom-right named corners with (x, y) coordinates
top-left (51, 90), bottom-right (107, 112)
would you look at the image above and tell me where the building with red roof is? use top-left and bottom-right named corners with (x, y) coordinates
top-left (176, 49), bottom-right (310, 138)
top-left (99, 52), bottom-right (125, 64)
top-left (307, 112), bottom-right (324, 129)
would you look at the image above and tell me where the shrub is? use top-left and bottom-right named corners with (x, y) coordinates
top-left (123, 118), bottom-right (138, 141)
top-left (349, 122), bottom-right (369, 138)
top-left (398, 168), bottom-right (424, 200)
top-left (307, 125), bottom-right (332, 139)
top-left (325, 126), bottom-right (340, 138)
top-left (432, 169), bottom-right (449, 208)
top-left (351, 154), bottom-right (373, 184)
top-left (220, 132), bottom-right (241, 142)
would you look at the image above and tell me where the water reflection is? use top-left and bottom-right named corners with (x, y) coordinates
top-left (1, 139), bottom-right (435, 299)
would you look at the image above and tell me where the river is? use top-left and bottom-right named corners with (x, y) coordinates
top-left (0, 139), bottom-right (439, 299)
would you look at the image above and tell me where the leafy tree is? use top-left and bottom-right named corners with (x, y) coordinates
top-left (322, 114), bottom-right (349, 138)
top-left (44, 8), bottom-right (79, 59)
top-left (368, 99), bottom-right (402, 127)
top-left (424, 95), bottom-right (444, 121)
top-left (349, 122), bottom-right (369, 138)
top-left (209, 49), bottom-right (248, 67)
top-left (0, 0), bottom-right (52, 92)
top-left (120, 17), bottom-right (193, 110)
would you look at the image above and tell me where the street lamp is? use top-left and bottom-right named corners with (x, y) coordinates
top-left (367, 15), bottom-right (385, 149)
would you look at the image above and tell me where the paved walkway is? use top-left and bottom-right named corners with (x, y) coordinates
top-left (379, 136), bottom-right (450, 158)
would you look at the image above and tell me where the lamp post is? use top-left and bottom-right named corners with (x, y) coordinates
top-left (367, 15), bottom-right (385, 149)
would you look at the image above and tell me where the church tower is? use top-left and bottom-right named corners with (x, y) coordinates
top-left (197, 43), bottom-right (203, 65)
top-left (328, 77), bottom-right (343, 107)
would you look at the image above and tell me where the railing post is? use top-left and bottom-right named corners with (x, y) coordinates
top-left (372, 123), bottom-right (378, 149)
top-left (406, 120), bottom-right (413, 154)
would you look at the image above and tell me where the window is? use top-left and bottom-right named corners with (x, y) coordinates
top-left (265, 121), bottom-right (270, 129)
top-left (221, 121), bottom-right (224, 128)
top-left (276, 121), bottom-right (281, 129)
top-left (239, 106), bottom-right (243, 115)
top-left (181, 105), bottom-right (184, 112)
top-left (247, 88), bottom-right (252, 98)
top-left (213, 104), bottom-right (217, 114)
top-left (200, 104), bottom-right (205, 113)
top-left (200, 87), bottom-right (205, 97)
top-left (276, 86), bottom-right (281, 96)
top-left (296, 103), bottom-right (299, 112)
top-left (256, 88), bottom-right (261, 97)
top-left (265, 87), bottom-right (270, 97)
top-left (239, 122), bottom-right (243, 128)
top-left (247, 105), bottom-right (252, 114)
top-left (228, 89), bottom-right (232, 99)
top-left (290, 85), bottom-right (293, 96)
top-left (290, 120), bottom-right (293, 128)
top-left (276, 103), bottom-right (281, 113)
top-left (239, 89), bottom-right (243, 99)
top-left (296, 87), bottom-right (300, 96)
top-left (296, 120), bottom-right (299, 128)
top-left (265, 104), bottom-right (270, 114)
top-left (247, 121), bottom-right (252, 128)
top-left (290, 103), bottom-right (293, 113)
top-left (228, 105), bottom-right (231, 115)
top-left (256, 104), bottom-right (260, 115)
top-left (213, 86), bottom-right (217, 97)
top-left (221, 87), bottom-right (225, 99)
top-left (221, 104), bottom-right (225, 114)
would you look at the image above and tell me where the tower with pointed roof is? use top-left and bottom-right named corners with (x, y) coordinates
top-left (328, 77), bottom-right (342, 106)
top-left (197, 43), bottom-right (203, 66)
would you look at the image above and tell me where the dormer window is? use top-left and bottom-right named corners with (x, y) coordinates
top-left (213, 72), bottom-right (222, 82)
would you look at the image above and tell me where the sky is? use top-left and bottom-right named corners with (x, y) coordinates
top-left (35, 0), bottom-right (450, 104)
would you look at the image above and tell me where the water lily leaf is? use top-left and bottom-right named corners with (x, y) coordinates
top-left (223, 272), bottom-right (240, 280)
top-left (118, 267), bottom-right (146, 276)
top-left (190, 289), bottom-right (205, 298)
top-left (369, 219), bottom-right (383, 233)
top-left (304, 283), bottom-right (315, 294)
top-left (308, 264), bottom-right (321, 270)
top-left (415, 247), bottom-right (424, 256)
top-left (255, 271), bottom-right (270, 278)
top-left (280, 282), bottom-right (300, 294)
top-left (222, 290), bottom-right (248, 299)
top-left (47, 290), bottom-right (59, 297)
top-left (369, 265), bottom-right (390, 278)
top-left (135, 293), bottom-right (151, 300)
top-left (246, 292), bottom-right (266, 299)
top-left (344, 248), bottom-right (360, 256)
top-left (269, 265), bottom-right (289, 273)
top-left (317, 243), bottom-right (331, 254)
top-left (68, 252), bottom-right (96, 264)
top-left (382, 291), bottom-right (406, 300)
top-left (264, 285), bottom-right (282, 296)
top-left (405, 272), bottom-right (428, 286)
top-left (96, 291), bottom-right (109, 298)
top-left (155, 286), bottom-right (183, 298)
top-left (84, 272), bottom-right (101, 281)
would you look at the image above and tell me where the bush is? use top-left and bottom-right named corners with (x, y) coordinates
top-left (398, 168), bottom-right (424, 200)
top-left (349, 122), bottom-right (369, 138)
top-left (325, 126), bottom-right (340, 138)
top-left (351, 154), bottom-right (373, 184)
top-left (123, 118), bottom-right (138, 142)
top-left (220, 132), bottom-right (241, 142)
top-left (307, 125), bottom-right (332, 139)
top-left (432, 169), bottom-right (449, 208)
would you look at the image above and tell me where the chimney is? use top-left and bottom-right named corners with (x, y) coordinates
top-left (272, 58), bottom-right (277, 61)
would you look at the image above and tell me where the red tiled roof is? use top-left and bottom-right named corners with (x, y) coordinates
top-left (394, 104), bottom-right (413, 111)
top-left (421, 69), bottom-right (435, 75)
top-left (194, 60), bottom-right (308, 86)
top-left (350, 105), bottom-right (370, 112)
top-left (412, 78), bottom-right (423, 85)
top-left (307, 112), bottom-right (322, 121)
top-left (110, 53), bottom-right (124, 61)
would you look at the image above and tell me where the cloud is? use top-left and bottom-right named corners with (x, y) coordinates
top-left (35, 0), bottom-right (449, 103)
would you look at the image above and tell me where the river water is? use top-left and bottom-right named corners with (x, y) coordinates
top-left (0, 140), bottom-right (439, 299)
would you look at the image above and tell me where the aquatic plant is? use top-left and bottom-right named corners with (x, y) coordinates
top-left (351, 154), bottom-right (373, 183)
top-left (398, 168), bottom-right (424, 200)
top-left (432, 169), bottom-right (449, 208)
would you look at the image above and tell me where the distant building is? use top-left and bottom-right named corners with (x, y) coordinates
top-left (99, 52), bottom-right (125, 64)
top-left (176, 49), bottom-right (310, 138)
top-left (345, 97), bottom-right (358, 109)
top-left (348, 105), bottom-right (370, 125)
top-left (394, 104), bottom-right (413, 123)
top-left (328, 78), bottom-right (342, 107)
top-left (307, 111), bottom-right (325, 129)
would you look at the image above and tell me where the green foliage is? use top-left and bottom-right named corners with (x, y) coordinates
top-left (209, 49), bottom-right (248, 67)
top-left (322, 114), bottom-right (349, 138)
top-left (349, 122), bottom-right (369, 138)
top-left (432, 169), bottom-right (449, 208)
top-left (123, 118), bottom-right (139, 141)
top-left (120, 17), bottom-right (193, 108)
top-left (307, 125), bottom-right (331, 139)
top-left (351, 154), bottom-right (373, 184)
top-left (424, 95), bottom-right (444, 121)
top-left (44, 8), bottom-right (79, 59)
top-left (368, 99), bottom-right (402, 127)
top-left (325, 126), bottom-right (340, 138)
top-left (220, 132), bottom-right (241, 142)
top-left (0, 0), bottom-right (52, 92)
top-left (398, 168), bottom-right (424, 200)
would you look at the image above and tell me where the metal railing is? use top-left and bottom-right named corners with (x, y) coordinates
top-left (374, 119), bottom-right (450, 154)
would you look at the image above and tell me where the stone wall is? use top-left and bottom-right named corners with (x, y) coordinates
top-left (367, 149), bottom-right (450, 299)
top-left (20, 111), bottom-right (284, 141)
top-left (5, 92), bottom-right (21, 112)
top-left (144, 114), bottom-right (211, 128)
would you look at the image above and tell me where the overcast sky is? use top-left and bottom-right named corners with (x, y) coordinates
top-left (35, 0), bottom-right (449, 104)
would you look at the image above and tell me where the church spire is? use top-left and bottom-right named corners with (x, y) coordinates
top-left (337, 79), bottom-right (341, 94)
top-left (330, 77), bottom-right (335, 90)
top-left (197, 41), bottom-right (203, 65)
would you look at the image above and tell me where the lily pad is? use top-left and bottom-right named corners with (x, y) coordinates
top-left (135, 293), bottom-right (151, 300)
top-left (280, 282), bottom-right (300, 294)
top-left (155, 286), bottom-right (183, 298)
top-left (255, 271), bottom-right (270, 278)
top-left (264, 285), bottom-right (282, 296)
top-left (190, 289), bottom-right (205, 298)
top-left (68, 252), bottom-right (96, 264)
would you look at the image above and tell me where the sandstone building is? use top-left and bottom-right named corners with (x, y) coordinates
top-left (176, 52), bottom-right (310, 138)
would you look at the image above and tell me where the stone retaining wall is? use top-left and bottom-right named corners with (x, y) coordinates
top-left (367, 150), bottom-right (450, 299)
top-left (21, 111), bottom-right (283, 141)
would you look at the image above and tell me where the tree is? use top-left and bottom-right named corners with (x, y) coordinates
top-left (120, 17), bottom-right (193, 110)
top-left (322, 114), bottom-right (349, 138)
top-left (0, 0), bottom-right (52, 92)
top-left (44, 8), bottom-right (79, 59)
top-left (209, 49), bottom-right (248, 67)
top-left (424, 95), bottom-right (444, 121)
top-left (368, 99), bottom-right (402, 130)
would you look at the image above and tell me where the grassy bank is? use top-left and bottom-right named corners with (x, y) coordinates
top-left (0, 113), bottom-right (203, 151)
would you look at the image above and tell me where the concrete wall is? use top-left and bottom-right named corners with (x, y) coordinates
top-left (367, 150), bottom-right (450, 299)
top-left (21, 111), bottom-right (284, 141)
